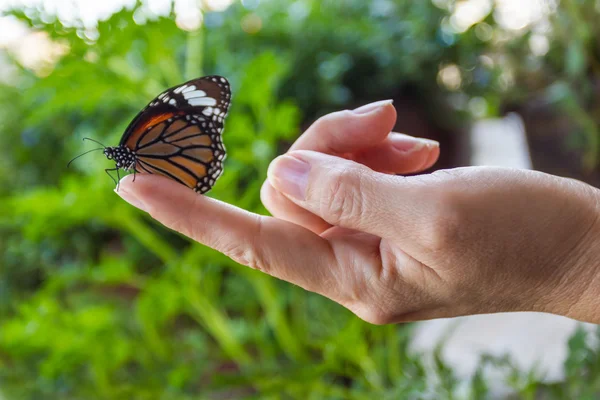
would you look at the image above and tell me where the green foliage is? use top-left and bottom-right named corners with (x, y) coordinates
top-left (2, 1), bottom-right (600, 399)
top-left (500, 0), bottom-right (600, 168)
top-left (207, 0), bottom-right (506, 126)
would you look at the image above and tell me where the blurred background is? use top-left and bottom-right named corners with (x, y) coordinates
top-left (1, 0), bottom-right (600, 398)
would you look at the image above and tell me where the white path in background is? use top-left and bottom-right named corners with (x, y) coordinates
top-left (410, 114), bottom-right (597, 398)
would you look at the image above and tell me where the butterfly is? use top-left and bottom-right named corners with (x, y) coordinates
top-left (69, 75), bottom-right (231, 194)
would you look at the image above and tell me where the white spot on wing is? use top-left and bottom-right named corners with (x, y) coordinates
top-left (169, 98), bottom-right (177, 106)
top-left (191, 98), bottom-right (218, 107)
top-left (181, 85), bottom-right (196, 93)
top-left (202, 107), bottom-right (214, 116)
top-left (183, 90), bottom-right (207, 99)
top-left (174, 85), bottom-right (187, 94)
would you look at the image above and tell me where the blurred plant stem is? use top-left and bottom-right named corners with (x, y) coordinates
top-left (112, 213), bottom-right (178, 262)
top-left (239, 268), bottom-right (306, 363)
top-left (184, 284), bottom-right (252, 366)
top-left (185, 28), bottom-right (204, 80)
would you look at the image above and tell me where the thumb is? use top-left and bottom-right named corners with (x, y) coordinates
top-left (267, 150), bottom-right (426, 239)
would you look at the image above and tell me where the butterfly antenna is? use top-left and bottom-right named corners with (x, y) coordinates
top-left (83, 137), bottom-right (107, 147)
top-left (67, 148), bottom-right (104, 168)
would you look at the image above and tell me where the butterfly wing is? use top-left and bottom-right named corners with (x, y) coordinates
top-left (120, 76), bottom-right (231, 193)
top-left (133, 115), bottom-right (226, 193)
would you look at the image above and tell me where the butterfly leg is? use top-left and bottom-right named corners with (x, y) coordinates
top-left (105, 168), bottom-right (119, 189)
top-left (116, 168), bottom-right (121, 191)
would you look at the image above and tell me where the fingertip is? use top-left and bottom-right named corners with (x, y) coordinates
top-left (260, 180), bottom-right (278, 211)
top-left (116, 173), bottom-right (135, 190)
top-left (353, 100), bottom-right (397, 134)
top-left (261, 179), bottom-right (288, 216)
top-left (352, 99), bottom-right (394, 115)
top-left (377, 100), bottom-right (397, 123)
top-left (387, 133), bottom-right (438, 153)
top-left (388, 134), bottom-right (440, 172)
top-left (114, 174), bottom-right (149, 212)
top-left (118, 173), bottom-right (178, 195)
top-left (261, 179), bottom-right (288, 206)
top-left (421, 141), bottom-right (441, 171)
top-left (115, 173), bottom-right (192, 213)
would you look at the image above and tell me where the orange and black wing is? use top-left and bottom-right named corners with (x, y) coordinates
top-left (120, 76), bottom-right (231, 193)
top-left (132, 115), bottom-right (226, 193)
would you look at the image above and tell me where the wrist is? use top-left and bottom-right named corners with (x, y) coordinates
top-left (546, 182), bottom-right (600, 323)
top-left (563, 230), bottom-right (600, 323)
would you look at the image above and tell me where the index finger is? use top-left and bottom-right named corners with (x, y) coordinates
top-left (116, 174), bottom-right (338, 294)
top-left (290, 100), bottom-right (397, 154)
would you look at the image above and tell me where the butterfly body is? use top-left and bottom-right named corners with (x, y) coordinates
top-left (99, 75), bottom-right (231, 194)
top-left (104, 146), bottom-right (136, 171)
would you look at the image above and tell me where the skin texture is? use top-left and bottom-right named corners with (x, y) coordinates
top-left (115, 101), bottom-right (600, 325)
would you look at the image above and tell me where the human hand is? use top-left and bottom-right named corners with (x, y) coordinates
top-left (260, 100), bottom-right (439, 233)
top-left (116, 102), bottom-right (600, 325)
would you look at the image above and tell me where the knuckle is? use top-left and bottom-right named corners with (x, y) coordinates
top-left (222, 242), bottom-right (268, 273)
top-left (342, 278), bottom-right (397, 326)
top-left (160, 193), bottom-right (203, 240)
top-left (260, 181), bottom-right (282, 217)
top-left (220, 216), bottom-right (271, 274)
top-left (166, 215), bottom-right (195, 239)
top-left (321, 167), bottom-right (366, 225)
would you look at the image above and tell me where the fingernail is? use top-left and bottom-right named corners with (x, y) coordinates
top-left (267, 155), bottom-right (310, 200)
top-left (115, 187), bottom-right (148, 212)
top-left (352, 99), bottom-right (394, 115)
top-left (390, 134), bottom-right (439, 154)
